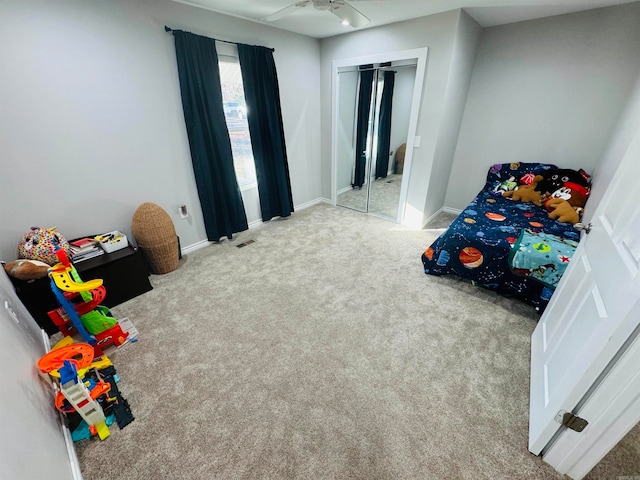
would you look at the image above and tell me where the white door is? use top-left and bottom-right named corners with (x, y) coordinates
top-left (528, 114), bottom-right (640, 455)
top-left (543, 297), bottom-right (640, 479)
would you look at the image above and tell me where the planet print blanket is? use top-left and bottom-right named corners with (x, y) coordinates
top-left (421, 163), bottom-right (580, 313)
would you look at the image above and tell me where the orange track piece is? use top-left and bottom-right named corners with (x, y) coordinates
top-left (37, 344), bottom-right (94, 374)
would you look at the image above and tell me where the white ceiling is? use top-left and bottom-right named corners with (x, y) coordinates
top-left (172, 0), bottom-right (640, 38)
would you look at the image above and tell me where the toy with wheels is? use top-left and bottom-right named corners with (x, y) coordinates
top-left (38, 344), bottom-right (111, 440)
top-left (38, 340), bottom-right (135, 440)
top-left (46, 249), bottom-right (129, 354)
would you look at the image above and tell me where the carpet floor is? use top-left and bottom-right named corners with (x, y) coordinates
top-left (75, 203), bottom-right (639, 479)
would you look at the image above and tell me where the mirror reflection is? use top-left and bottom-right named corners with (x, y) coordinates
top-left (336, 61), bottom-right (417, 221)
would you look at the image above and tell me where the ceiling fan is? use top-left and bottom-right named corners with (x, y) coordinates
top-left (262, 0), bottom-right (370, 28)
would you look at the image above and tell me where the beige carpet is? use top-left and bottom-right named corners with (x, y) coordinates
top-left (337, 173), bottom-right (403, 219)
top-left (75, 203), bottom-right (639, 479)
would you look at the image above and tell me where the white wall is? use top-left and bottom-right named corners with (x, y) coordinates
top-left (586, 73), bottom-right (640, 224)
top-left (0, 0), bottom-right (321, 261)
top-left (321, 9), bottom-right (481, 227)
top-left (0, 269), bottom-right (78, 479)
top-left (424, 10), bottom-right (482, 221)
top-left (5, 0), bottom-right (638, 262)
top-left (446, 3), bottom-right (640, 210)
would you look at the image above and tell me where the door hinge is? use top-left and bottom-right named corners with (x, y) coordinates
top-left (555, 410), bottom-right (589, 432)
top-left (574, 222), bottom-right (592, 234)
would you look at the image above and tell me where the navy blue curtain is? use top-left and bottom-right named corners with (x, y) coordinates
top-left (353, 66), bottom-right (374, 189)
top-left (374, 70), bottom-right (395, 179)
top-left (172, 30), bottom-right (248, 241)
top-left (237, 44), bottom-right (294, 222)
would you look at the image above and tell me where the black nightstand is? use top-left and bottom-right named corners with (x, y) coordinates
top-left (9, 245), bottom-right (153, 335)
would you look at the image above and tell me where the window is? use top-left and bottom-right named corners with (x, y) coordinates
top-left (218, 57), bottom-right (257, 190)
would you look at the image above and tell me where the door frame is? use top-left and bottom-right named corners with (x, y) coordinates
top-left (331, 47), bottom-right (428, 224)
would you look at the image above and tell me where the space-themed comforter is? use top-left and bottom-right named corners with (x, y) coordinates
top-left (421, 163), bottom-right (580, 312)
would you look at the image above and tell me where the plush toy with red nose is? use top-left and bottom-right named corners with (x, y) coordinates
top-left (543, 169), bottom-right (591, 224)
top-left (504, 168), bottom-right (591, 224)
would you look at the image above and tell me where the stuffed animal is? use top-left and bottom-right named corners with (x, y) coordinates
top-left (3, 259), bottom-right (50, 281)
top-left (544, 173), bottom-right (591, 224)
top-left (492, 176), bottom-right (518, 196)
top-left (502, 175), bottom-right (545, 204)
top-left (503, 168), bottom-right (591, 224)
top-left (17, 226), bottom-right (71, 266)
top-left (546, 198), bottom-right (580, 224)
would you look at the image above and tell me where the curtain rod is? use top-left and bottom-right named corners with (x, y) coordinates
top-left (164, 26), bottom-right (275, 52)
top-left (339, 64), bottom-right (415, 74)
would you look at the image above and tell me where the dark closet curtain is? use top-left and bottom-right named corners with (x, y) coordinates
top-left (353, 66), bottom-right (374, 189)
top-left (172, 30), bottom-right (248, 241)
top-left (237, 44), bottom-right (294, 222)
top-left (374, 70), bottom-right (396, 179)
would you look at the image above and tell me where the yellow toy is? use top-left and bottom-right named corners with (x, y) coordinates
top-left (49, 265), bottom-right (103, 293)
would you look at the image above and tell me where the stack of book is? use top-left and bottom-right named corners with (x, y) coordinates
top-left (69, 237), bottom-right (104, 262)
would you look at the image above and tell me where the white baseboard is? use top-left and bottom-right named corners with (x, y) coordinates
top-left (63, 420), bottom-right (84, 480)
top-left (442, 206), bottom-right (462, 215)
top-left (296, 198), bottom-right (329, 210)
top-left (181, 239), bottom-right (212, 255)
top-left (180, 200), bottom-right (460, 252)
top-left (421, 206), bottom-right (461, 229)
top-left (248, 218), bottom-right (263, 229)
top-left (180, 197), bottom-right (331, 254)
top-left (421, 208), bottom-right (443, 229)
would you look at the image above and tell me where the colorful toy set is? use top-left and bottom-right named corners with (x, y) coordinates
top-left (46, 249), bottom-right (129, 356)
top-left (37, 338), bottom-right (134, 441)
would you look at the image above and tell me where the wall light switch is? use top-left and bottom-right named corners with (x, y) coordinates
top-left (414, 136), bottom-right (422, 148)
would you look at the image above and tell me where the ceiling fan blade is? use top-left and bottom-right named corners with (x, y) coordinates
top-left (261, 1), bottom-right (311, 22)
top-left (330, 1), bottom-right (370, 27)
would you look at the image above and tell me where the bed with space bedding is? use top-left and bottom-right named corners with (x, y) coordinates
top-left (421, 162), bottom-right (591, 312)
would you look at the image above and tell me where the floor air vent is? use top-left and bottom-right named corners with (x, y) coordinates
top-left (236, 239), bottom-right (256, 248)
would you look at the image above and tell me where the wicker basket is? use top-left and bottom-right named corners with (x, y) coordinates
top-left (131, 202), bottom-right (179, 274)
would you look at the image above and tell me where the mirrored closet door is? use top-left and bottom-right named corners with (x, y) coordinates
top-left (335, 61), bottom-right (417, 222)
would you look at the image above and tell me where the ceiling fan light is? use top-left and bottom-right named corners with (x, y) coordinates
top-left (329, 1), bottom-right (369, 28)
